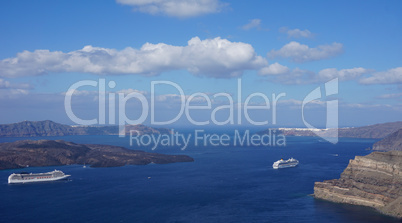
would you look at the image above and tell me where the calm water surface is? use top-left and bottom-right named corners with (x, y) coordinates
top-left (0, 132), bottom-right (399, 223)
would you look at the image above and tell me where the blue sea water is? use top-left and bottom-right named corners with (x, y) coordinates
top-left (0, 131), bottom-right (400, 223)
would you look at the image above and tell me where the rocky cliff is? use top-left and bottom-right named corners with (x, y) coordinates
top-left (373, 129), bottom-right (402, 151)
top-left (0, 120), bottom-right (172, 137)
top-left (0, 140), bottom-right (193, 170)
top-left (314, 129), bottom-right (402, 219)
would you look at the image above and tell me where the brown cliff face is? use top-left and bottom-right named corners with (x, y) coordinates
top-left (314, 151), bottom-right (402, 218)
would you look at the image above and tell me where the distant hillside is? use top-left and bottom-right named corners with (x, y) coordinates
top-left (257, 121), bottom-right (402, 139)
top-left (0, 140), bottom-right (193, 170)
top-left (0, 120), bottom-right (83, 137)
top-left (372, 129), bottom-right (402, 151)
top-left (0, 120), bottom-right (172, 137)
top-left (339, 122), bottom-right (402, 138)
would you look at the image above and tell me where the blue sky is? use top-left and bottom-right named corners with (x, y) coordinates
top-left (0, 0), bottom-right (401, 127)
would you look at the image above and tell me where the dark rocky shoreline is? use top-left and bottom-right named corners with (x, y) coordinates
top-left (0, 140), bottom-right (193, 170)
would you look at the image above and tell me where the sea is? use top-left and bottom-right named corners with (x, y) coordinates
top-left (0, 129), bottom-right (400, 223)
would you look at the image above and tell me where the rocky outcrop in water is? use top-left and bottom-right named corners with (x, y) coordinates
top-left (0, 140), bottom-right (193, 170)
top-left (0, 120), bottom-right (172, 137)
top-left (314, 129), bottom-right (402, 219)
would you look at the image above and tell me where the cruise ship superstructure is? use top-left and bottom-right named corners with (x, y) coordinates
top-left (272, 158), bottom-right (299, 169)
top-left (8, 170), bottom-right (70, 184)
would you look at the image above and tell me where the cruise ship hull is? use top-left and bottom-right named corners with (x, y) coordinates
top-left (8, 170), bottom-right (70, 184)
top-left (272, 163), bottom-right (298, 169)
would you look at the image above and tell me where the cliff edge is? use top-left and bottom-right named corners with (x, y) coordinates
top-left (314, 129), bottom-right (402, 218)
top-left (314, 151), bottom-right (402, 218)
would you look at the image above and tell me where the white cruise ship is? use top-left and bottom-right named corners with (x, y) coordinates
top-left (272, 158), bottom-right (299, 169)
top-left (8, 170), bottom-right (70, 184)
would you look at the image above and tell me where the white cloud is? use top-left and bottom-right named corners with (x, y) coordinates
top-left (317, 67), bottom-right (369, 81)
top-left (278, 99), bottom-right (303, 106)
top-left (242, 19), bottom-right (261, 30)
top-left (117, 89), bottom-right (148, 95)
top-left (280, 27), bottom-right (313, 38)
top-left (259, 65), bottom-right (316, 85)
top-left (116, 0), bottom-right (227, 17)
top-left (258, 62), bottom-right (315, 84)
top-left (359, 67), bottom-right (402, 84)
top-left (0, 37), bottom-right (267, 78)
top-left (0, 79), bottom-right (11, 89)
top-left (258, 64), bottom-right (400, 85)
top-left (342, 103), bottom-right (393, 109)
top-left (268, 41), bottom-right (343, 63)
top-left (258, 64), bottom-right (369, 85)
top-left (271, 67), bottom-right (315, 84)
top-left (0, 78), bottom-right (31, 90)
top-left (62, 89), bottom-right (97, 97)
top-left (377, 92), bottom-right (402, 99)
top-left (62, 88), bottom-right (227, 108)
top-left (0, 88), bottom-right (29, 99)
top-left (277, 98), bottom-right (398, 111)
top-left (258, 62), bottom-right (289, 75)
top-left (0, 78), bottom-right (32, 100)
top-left (62, 88), bottom-right (147, 97)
